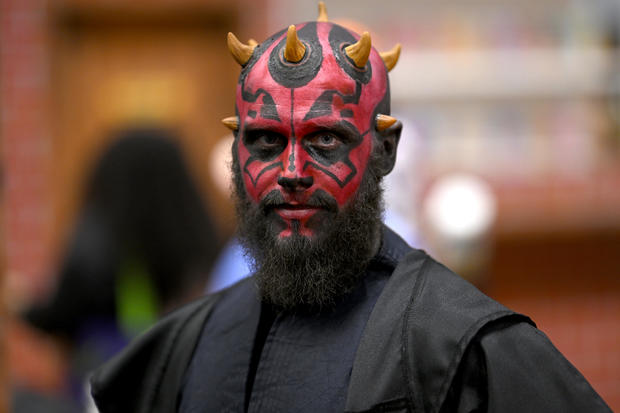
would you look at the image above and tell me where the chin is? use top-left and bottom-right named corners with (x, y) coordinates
top-left (270, 210), bottom-right (338, 241)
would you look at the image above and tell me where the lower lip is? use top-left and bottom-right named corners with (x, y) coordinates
top-left (275, 207), bottom-right (320, 220)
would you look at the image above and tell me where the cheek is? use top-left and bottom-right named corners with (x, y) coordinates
top-left (312, 138), bottom-right (373, 206)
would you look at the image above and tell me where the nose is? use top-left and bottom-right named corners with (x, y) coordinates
top-left (278, 138), bottom-right (313, 191)
top-left (277, 175), bottom-right (314, 191)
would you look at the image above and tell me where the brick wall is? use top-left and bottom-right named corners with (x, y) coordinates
top-left (1, 0), bottom-right (53, 297)
top-left (489, 232), bottom-right (620, 410)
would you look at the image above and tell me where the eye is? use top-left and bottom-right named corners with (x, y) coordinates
top-left (257, 132), bottom-right (282, 147)
top-left (243, 129), bottom-right (287, 159)
top-left (307, 132), bottom-right (342, 150)
top-left (319, 135), bottom-right (334, 145)
top-left (245, 130), bottom-right (286, 150)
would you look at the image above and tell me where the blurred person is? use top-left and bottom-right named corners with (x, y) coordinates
top-left (20, 128), bottom-right (220, 410)
top-left (91, 4), bottom-right (610, 412)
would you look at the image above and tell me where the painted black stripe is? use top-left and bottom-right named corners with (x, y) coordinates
top-left (244, 161), bottom-right (284, 187)
top-left (288, 88), bottom-right (296, 172)
top-left (302, 160), bottom-right (357, 188)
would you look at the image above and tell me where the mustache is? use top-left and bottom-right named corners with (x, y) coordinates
top-left (260, 189), bottom-right (338, 213)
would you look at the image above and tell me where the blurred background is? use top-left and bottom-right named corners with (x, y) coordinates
top-left (1, 0), bottom-right (618, 411)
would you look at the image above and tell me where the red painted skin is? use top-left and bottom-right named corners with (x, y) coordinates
top-left (236, 22), bottom-right (388, 238)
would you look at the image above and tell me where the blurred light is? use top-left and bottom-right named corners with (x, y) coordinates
top-left (424, 174), bottom-right (496, 240)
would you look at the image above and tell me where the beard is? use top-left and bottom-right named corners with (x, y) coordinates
top-left (232, 148), bottom-right (385, 312)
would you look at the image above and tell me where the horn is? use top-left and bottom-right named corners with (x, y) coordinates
top-left (227, 32), bottom-right (256, 66)
top-left (248, 38), bottom-right (258, 47)
top-left (380, 43), bottom-right (401, 72)
top-left (376, 114), bottom-right (397, 131)
top-left (221, 116), bottom-right (239, 131)
top-left (284, 25), bottom-right (306, 63)
top-left (344, 32), bottom-right (371, 68)
top-left (317, 1), bottom-right (328, 22)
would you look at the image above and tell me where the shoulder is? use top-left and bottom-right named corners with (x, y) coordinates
top-left (390, 248), bottom-right (519, 331)
top-left (90, 277), bottom-right (254, 412)
top-left (470, 320), bottom-right (612, 412)
top-left (412, 258), bottom-right (611, 412)
top-left (350, 251), bottom-right (610, 412)
top-left (346, 249), bottom-right (529, 412)
top-left (399, 252), bottom-right (531, 410)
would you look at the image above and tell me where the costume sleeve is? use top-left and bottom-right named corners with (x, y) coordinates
top-left (442, 320), bottom-right (612, 413)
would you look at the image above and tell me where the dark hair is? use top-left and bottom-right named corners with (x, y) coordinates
top-left (26, 127), bottom-right (220, 337)
top-left (86, 128), bottom-right (220, 301)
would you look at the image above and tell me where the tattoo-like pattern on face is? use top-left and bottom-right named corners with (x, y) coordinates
top-left (235, 22), bottom-right (390, 238)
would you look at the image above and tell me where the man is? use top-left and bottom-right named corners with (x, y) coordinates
top-left (91, 4), bottom-right (611, 412)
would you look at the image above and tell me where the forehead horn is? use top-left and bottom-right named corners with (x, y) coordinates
top-left (227, 32), bottom-right (256, 66)
top-left (344, 32), bottom-right (372, 68)
top-left (317, 1), bottom-right (328, 22)
top-left (380, 43), bottom-right (401, 72)
top-left (284, 25), bottom-right (306, 63)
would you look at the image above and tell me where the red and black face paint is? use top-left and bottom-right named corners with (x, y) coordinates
top-left (233, 22), bottom-right (391, 238)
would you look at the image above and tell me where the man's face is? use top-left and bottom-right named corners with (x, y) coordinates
top-left (234, 22), bottom-right (389, 240)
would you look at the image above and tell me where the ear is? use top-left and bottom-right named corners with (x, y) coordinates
top-left (375, 121), bottom-right (402, 176)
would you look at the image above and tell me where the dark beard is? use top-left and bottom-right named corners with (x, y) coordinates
top-left (232, 148), bottom-right (385, 312)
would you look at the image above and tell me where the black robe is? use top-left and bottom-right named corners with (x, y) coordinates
top-left (90, 227), bottom-right (611, 412)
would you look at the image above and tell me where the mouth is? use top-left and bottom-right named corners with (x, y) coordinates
top-left (273, 203), bottom-right (322, 220)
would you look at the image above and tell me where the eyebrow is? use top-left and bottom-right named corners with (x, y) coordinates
top-left (303, 121), bottom-right (360, 139)
top-left (242, 115), bottom-right (284, 130)
top-left (242, 123), bottom-right (288, 137)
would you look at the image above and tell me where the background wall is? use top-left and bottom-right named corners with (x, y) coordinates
top-left (1, 0), bottom-right (619, 410)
